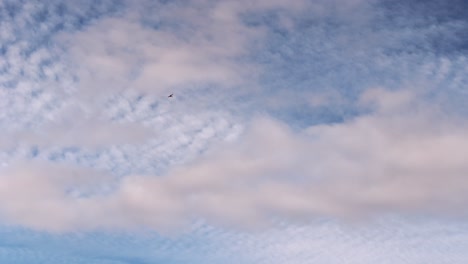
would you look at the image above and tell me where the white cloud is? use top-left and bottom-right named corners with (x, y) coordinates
top-left (57, 0), bottom-right (318, 101)
top-left (1, 89), bottom-right (467, 232)
top-left (0, 107), bottom-right (155, 149)
top-left (60, 9), bottom-right (248, 98)
top-left (31, 117), bottom-right (154, 149)
top-left (0, 161), bottom-right (114, 232)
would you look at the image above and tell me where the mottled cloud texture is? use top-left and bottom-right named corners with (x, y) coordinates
top-left (1, 0), bottom-right (468, 263)
top-left (1, 89), bottom-right (467, 232)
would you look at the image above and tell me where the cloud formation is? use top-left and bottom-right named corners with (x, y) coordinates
top-left (60, 0), bottom-right (310, 99)
top-left (1, 89), bottom-right (467, 232)
top-left (1, 0), bottom-right (468, 263)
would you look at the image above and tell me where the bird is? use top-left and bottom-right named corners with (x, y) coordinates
top-left (168, 93), bottom-right (173, 98)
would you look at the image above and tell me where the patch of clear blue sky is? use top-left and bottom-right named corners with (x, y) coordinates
top-left (1, 0), bottom-right (468, 263)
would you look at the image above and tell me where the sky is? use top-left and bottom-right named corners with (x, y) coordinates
top-left (0, 0), bottom-right (468, 263)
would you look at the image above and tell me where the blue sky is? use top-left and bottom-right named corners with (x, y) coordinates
top-left (1, 0), bottom-right (468, 263)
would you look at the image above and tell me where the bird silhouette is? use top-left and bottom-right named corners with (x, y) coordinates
top-left (168, 93), bottom-right (173, 98)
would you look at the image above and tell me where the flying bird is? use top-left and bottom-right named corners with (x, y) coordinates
top-left (168, 93), bottom-right (173, 98)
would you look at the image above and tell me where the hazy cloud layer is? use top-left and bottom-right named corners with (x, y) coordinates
top-left (1, 0), bottom-right (468, 263)
top-left (1, 89), bottom-right (467, 232)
